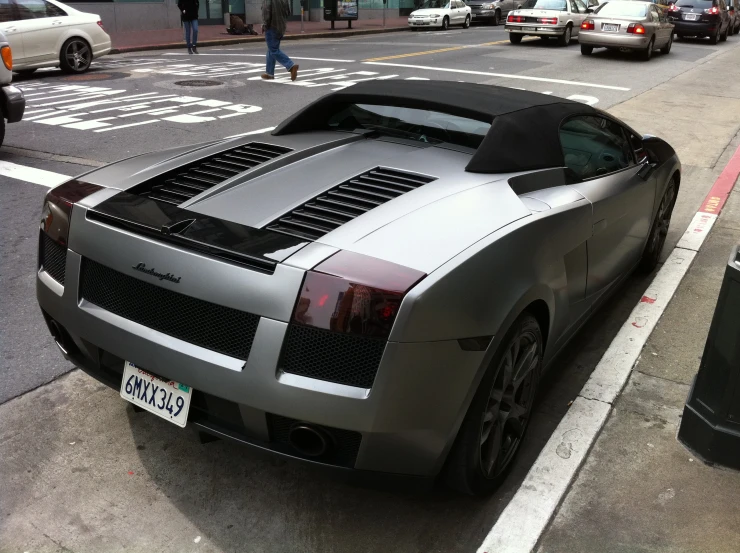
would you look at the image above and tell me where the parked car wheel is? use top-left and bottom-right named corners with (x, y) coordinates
top-left (441, 16), bottom-right (450, 30)
top-left (557, 24), bottom-right (572, 46)
top-left (709, 28), bottom-right (720, 44)
top-left (445, 313), bottom-right (543, 495)
top-left (463, 14), bottom-right (471, 28)
top-left (509, 32), bottom-right (523, 43)
top-left (60, 38), bottom-right (92, 74)
top-left (661, 33), bottom-right (673, 54)
top-left (641, 36), bottom-right (654, 60)
top-left (720, 23), bottom-right (729, 41)
top-left (581, 44), bottom-right (594, 55)
top-left (639, 179), bottom-right (677, 273)
top-left (0, 117), bottom-right (5, 148)
top-left (492, 9), bottom-right (501, 25)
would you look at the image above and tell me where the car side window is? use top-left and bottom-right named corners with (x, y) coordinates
top-left (559, 116), bottom-right (633, 182)
top-left (570, 0), bottom-right (580, 12)
top-left (14, 0), bottom-right (66, 19)
top-left (576, 0), bottom-right (587, 11)
top-left (650, 6), bottom-right (660, 21)
top-left (0, 0), bottom-right (17, 23)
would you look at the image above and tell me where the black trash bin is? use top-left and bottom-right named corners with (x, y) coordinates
top-left (678, 244), bottom-right (740, 469)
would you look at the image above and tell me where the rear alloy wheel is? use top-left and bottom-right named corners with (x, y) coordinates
top-left (709, 28), bottom-right (720, 44)
top-left (463, 14), bottom-right (471, 28)
top-left (641, 37), bottom-right (654, 60)
top-left (581, 44), bottom-right (594, 55)
top-left (639, 179), bottom-right (677, 273)
top-left (441, 16), bottom-right (450, 30)
top-left (720, 23), bottom-right (729, 41)
top-left (492, 9), bottom-right (501, 25)
top-left (661, 32), bottom-right (673, 54)
top-left (509, 32), bottom-right (523, 43)
top-left (558, 24), bottom-right (572, 46)
top-left (445, 313), bottom-right (543, 495)
top-left (60, 38), bottom-right (92, 73)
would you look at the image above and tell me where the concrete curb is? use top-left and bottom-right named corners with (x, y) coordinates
top-left (109, 26), bottom-right (409, 55)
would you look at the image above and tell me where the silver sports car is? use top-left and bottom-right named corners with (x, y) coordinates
top-left (36, 81), bottom-right (680, 495)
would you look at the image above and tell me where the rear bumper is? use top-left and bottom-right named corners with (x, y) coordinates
top-left (36, 211), bottom-right (486, 478)
top-left (1, 85), bottom-right (25, 123)
top-left (578, 31), bottom-right (651, 48)
top-left (505, 24), bottom-right (566, 36)
top-left (408, 19), bottom-right (444, 27)
top-left (670, 20), bottom-right (717, 35)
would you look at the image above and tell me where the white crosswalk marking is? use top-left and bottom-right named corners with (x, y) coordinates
top-left (0, 161), bottom-right (70, 187)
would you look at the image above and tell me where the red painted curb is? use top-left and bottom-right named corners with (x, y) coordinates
top-left (699, 142), bottom-right (740, 214)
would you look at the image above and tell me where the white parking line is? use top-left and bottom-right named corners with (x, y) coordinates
top-left (363, 62), bottom-right (631, 90)
top-left (163, 53), bottom-right (357, 63)
top-left (224, 126), bottom-right (276, 139)
top-left (0, 161), bottom-right (70, 187)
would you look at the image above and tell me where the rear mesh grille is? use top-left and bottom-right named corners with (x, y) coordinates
top-left (266, 167), bottom-right (437, 241)
top-left (79, 259), bottom-right (259, 360)
top-left (40, 232), bottom-right (67, 285)
top-left (280, 325), bottom-right (386, 389)
top-left (267, 413), bottom-right (363, 468)
top-left (144, 142), bottom-right (292, 206)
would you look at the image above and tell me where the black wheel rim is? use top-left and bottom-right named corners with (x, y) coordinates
top-left (66, 41), bottom-right (91, 72)
top-left (479, 328), bottom-right (540, 478)
top-left (649, 184), bottom-right (675, 256)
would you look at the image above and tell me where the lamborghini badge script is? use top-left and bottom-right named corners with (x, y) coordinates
top-left (132, 263), bottom-right (182, 284)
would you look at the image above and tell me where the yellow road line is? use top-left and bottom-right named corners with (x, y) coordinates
top-left (362, 37), bottom-right (535, 62)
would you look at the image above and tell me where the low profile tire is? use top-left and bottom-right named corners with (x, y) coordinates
top-left (557, 24), bottom-right (572, 46)
top-left (641, 37), bottom-right (654, 60)
top-left (445, 313), bottom-right (543, 495)
top-left (60, 37), bottom-right (92, 73)
top-left (581, 44), bottom-right (594, 55)
top-left (492, 9), bottom-right (501, 25)
top-left (509, 32), bottom-right (523, 44)
top-left (463, 14), bottom-right (471, 28)
top-left (639, 178), bottom-right (677, 273)
top-left (661, 32), bottom-right (673, 54)
top-left (441, 16), bottom-right (450, 30)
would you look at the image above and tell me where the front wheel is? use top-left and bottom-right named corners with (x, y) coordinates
top-left (60, 38), bottom-right (92, 73)
top-left (492, 9), bottom-right (501, 26)
top-left (557, 24), bottom-right (572, 46)
top-left (445, 313), bottom-right (543, 495)
top-left (441, 16), bottom-right (449, 30)
top-left (509, 32), bottom-right (523, 44)
top-left (639, 179), bottom-right (677, 273)
top-left (581, 44), bottom-right (594, 55)
top-left (661, 32), bottom-right (673, 54)
top-left (463, 14), bottom-right (471, 28)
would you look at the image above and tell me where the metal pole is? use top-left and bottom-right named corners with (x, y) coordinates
top-left (383, 4), bottom-right (386, 27)
top-left (301, 7), bottom-right (305, 32)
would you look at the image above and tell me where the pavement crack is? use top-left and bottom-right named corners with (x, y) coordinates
top-left (29, 521), bottom-right (75, 553)
top-left (634, 369), bottom-right (690, 388)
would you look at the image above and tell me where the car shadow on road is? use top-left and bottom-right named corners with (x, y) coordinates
top-left (125, 264), bottom-right (656, 553)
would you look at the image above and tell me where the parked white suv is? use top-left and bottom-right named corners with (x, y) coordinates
top-left (0, 29), bottom-right (25, 147)
top-left (0, 0), bottom-right (111, 74)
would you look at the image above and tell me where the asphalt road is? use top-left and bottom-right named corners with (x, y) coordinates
top-left (0, 26), bottom-right (736, 552)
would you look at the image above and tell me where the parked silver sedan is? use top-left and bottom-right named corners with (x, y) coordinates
top-left (505, 0), bottom-right (591, 45)
top-left (579, 0), bottom-right (674, 59)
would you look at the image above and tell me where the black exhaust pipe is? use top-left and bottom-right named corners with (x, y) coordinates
top-left (288, 424), bottom-right (331, 457)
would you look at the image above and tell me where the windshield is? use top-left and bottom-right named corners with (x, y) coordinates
top-left (524, 0), bottom-right (568, 10)
top-left (420, 0), bottom-right (450, 8)
top-left (675, 0), bottom-right (713, 6)
top-left (596, 2), bottom-right (648, 16)
top-left (327, 104), bottom-right (491, 149)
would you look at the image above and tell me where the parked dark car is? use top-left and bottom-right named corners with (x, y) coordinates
top-left (727, 0), bottom-right (740, 33)
top-left (667, 0), bottom-right (732, 43)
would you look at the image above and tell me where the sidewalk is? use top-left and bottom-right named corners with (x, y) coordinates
top-left (108, 18), bottom-right (410, 54)
top-left (537, 161), bottom-right (740, 551)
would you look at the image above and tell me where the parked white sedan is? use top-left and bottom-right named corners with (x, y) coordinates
top-left (408, 0), bottom-right (473, 29)
top-left (505, 0), bottom-right (591, 45)
top-left (0, 0), bottom-right (111, 74)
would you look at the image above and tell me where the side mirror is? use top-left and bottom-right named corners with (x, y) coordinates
top-left (586, 7), bottom-right (594, 12)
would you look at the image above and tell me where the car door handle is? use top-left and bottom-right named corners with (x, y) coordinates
top-left (2, 26), bottom-right (17, 32)
top-left (52, 20), bottom-right (63, 25)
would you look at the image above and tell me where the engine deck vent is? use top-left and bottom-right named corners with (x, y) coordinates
top-left (142, 142), bottom-right (292, 206)
top-left (266, 167), bottom-right (437, 241)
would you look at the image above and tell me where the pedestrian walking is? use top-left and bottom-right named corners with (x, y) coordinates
top-left (178, 0), bottom-right (200, 54)
top-left (261, 0), bottom-right (299, 81)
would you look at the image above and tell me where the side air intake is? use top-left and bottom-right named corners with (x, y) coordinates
top-left (142, 142), bottom-right (292, 206)
top-left (266, 167), bottom-right (437, 241)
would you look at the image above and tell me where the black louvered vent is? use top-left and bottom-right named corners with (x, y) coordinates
top-left (144, 142), bottom-right (292, 206)
top-left (266, 167), bottom-right (437, 240)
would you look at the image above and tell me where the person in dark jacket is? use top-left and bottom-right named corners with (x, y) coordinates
top-left (261, 0), bottom-right (298, 81)
top-left (177, 0), bottom-right (200, 54)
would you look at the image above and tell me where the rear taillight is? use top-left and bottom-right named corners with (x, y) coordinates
top-left (291, 251), bottom-right (425, 339)
top-left (0, 45), bottom-right (11, 71)
top-left (706, 6), bottom-right (720, 13)
top-left (668, 3), bottom-right (680, 10)
top-left (581, 19), bottom-right (595, 29)
top-left (627, 22), bottom-right (646, 34)
top-left (538, 17), bottom-right (558, 24)
top-left (508, 15), bottom-right (525, 22)
top-left (41, 180), bottom-right (103, 246)
top-left (97, 20), bottom-right (106, 31)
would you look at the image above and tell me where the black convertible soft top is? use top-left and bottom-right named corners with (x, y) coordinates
top-left (272, 80), bottom-right (597, 174)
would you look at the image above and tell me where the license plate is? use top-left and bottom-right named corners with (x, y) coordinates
top-left (120, 361), bottom-right (192, 428)
top-left (684, 13), bottom-right (699, 20)
top-left (602, 23), bottom-right (619, 31)
top-left (523, 26), bottom-right (538, 31)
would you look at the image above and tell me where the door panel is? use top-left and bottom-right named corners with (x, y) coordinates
top-left (0, 0), bottom-right (24, 60)
top-left (13, 0), bottom-right (68, 62)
